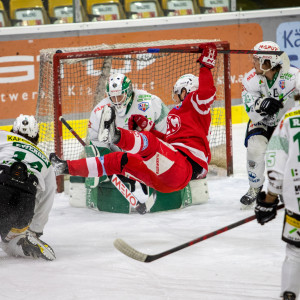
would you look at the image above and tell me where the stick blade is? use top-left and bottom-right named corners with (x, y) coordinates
top-left (113, 239), bottom-right (148, 262)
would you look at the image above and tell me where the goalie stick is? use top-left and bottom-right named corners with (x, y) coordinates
top-left (114, 203), bottom-right (284, 263)
top-left (59, 116), bottom-right (140, 209)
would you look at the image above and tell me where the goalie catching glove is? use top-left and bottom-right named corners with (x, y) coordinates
top-left (128, 115), bottom-right (155, 131)
top-left (197, 43), bottom-right (217, 69)
top-left (254, 97), bottom-right (283, 116)
top-left (255, 191), bottom-right (279, 225)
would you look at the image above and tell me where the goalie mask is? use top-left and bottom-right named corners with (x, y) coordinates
top-left (253, 41), bottom-right (282, 73)
top-left (172, 74), bottom-right (198, 103)
top-left (12, 114), bottom-right (39, 143)
top-left (106, 73), bottom-right (133, 116)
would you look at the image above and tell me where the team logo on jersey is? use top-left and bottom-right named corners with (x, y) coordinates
top-left (279, 80), bottom-right (285, 90)
top-left (138, 102), bottom-right (149, 112)
top-left (166, 114), bottom-right (181, 135)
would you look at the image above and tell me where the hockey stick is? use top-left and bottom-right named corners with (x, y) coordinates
top-left (59, 116), bottom-right (140, 209)
top-left (114, 203), bottom-right (284, 262)
top-left (59, 116), bottom-right (86, 146)
top-left (147, 49), bottom-right (285, 55)
top-left (280, 87), bottom-right (296, 103)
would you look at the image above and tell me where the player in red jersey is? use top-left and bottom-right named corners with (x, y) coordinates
top-left (50, 43), bottom-right (217, 194)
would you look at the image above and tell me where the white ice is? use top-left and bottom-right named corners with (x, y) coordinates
top-left (0, 123), bottom-right (286, 300)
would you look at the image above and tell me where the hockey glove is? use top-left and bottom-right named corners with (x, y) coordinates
top-left (49, 153), bottom-right (69, 176)
top-left (254, 97), bottom-right (283, 116)
top-left (197, 43), bottom-right (217, 69)
top-left (128, 114), bottom-right (154, 131)
top-left (255, 191), bottom-right (279, 225)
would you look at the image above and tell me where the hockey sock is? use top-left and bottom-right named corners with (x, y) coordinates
top-left (67, 157), bottom-right (104, 177)
top-left (67, 152), bottom-right (125, 178)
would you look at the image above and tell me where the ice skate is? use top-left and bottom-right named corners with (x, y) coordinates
top-left (98, 105), bottom-right (120, 144)
top-left (240, 186), bottom-right (262, 210)
top-left (283, 291), bottom-right (296, 300)
top-left (17, 232), bottom-right (56, 261)
top-left (49, 153), bottom-right (69, 176)
top-left (135, 201), bottom-right (147, 215)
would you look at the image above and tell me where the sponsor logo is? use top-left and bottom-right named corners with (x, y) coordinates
top-left (247, 72), bottom-right (255, 81)
top-left (0, 55), bottom-right (36, 84)
top-left (111, 175), bottom-right (137, 206)
top-left (166, 114), bottom-right (181, 135)
top-left (259, 44), bottom-right (279, 51)
top-left (156, 153), bottom-right (159, 174)
top-left (11, 141), bottom-right (50, 168)
top-left (94, 104), bottom-right (110, 113)
top-left (248, 171), bottom-right (259, 183)
top-left (138, 102), bottom-right (149, 112)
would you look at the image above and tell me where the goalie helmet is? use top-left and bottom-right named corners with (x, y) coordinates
top-left (106, 73), bottom-right (133, 116)
top-left (13, 114), bottom-right (39, 139)
top-left (253, 41), bottom-right (282, 70)
top-left (172, 74), bottom-right (199, 103)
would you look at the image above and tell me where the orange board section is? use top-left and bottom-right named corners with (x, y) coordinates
top-left (0, 23), bottom-right (262, 119)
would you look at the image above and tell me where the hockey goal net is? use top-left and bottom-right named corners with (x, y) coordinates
top-left (36, 39), bottom-right (232, 190)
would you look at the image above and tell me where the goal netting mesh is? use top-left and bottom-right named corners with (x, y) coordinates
top-left (36, 39), bottom-right (232, 177)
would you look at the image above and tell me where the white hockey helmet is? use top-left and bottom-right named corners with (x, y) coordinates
top-left (253, 41), bottom-right (282, 70)
top-left (172, 74), bottom-right (199, 102)
top-left (13, 114), bottom-right (39, 139)
top-left (106, 73), bottom-right (133, 115)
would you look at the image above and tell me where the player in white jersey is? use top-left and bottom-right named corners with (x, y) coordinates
top-left (87, 73), bottom-right (169, 213)
top-left (240, 41), bottom-right (299, 209)
top-left (254, 78), bottom-right (300, 300)
top-left (0, 115), bottom-right (56, 261)
top-left (88, 73), bottom-right (168, 150)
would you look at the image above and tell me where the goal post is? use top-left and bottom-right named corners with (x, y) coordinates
top-left (36, 39), bottom-right (233, 191)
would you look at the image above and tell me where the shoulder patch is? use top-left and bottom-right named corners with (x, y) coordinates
top-left (138, 102), bottom-right (150, 112)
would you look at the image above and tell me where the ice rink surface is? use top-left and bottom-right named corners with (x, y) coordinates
top-left (0, 123), bottom-right (287, 300)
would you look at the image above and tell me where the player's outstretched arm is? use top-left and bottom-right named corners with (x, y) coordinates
top-left (197, 43), bottom-right (217, 69)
